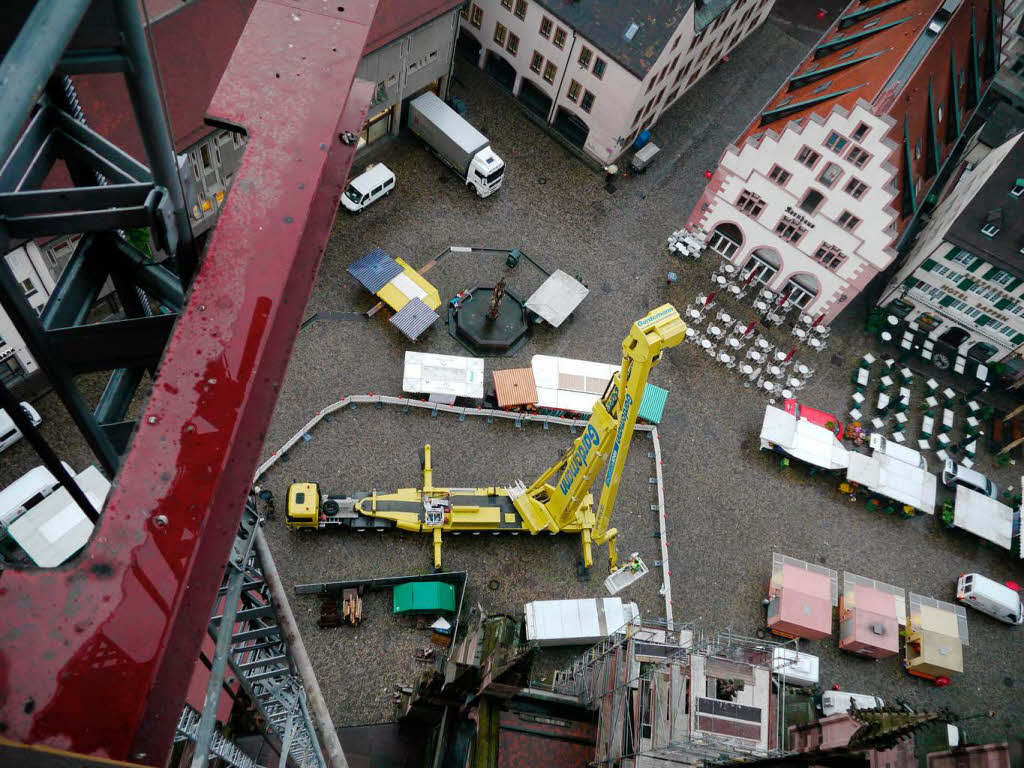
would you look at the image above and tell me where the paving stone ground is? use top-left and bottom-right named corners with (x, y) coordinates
top-left (2, 5), bottom-right (1021, 742)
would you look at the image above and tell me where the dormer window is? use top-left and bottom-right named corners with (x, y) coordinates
top-left (981, 223), bottom-right (1000, 237)
top-left (1011, 180), bottom-right (1024, 198)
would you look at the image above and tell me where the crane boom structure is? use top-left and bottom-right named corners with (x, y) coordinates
top-left (286, 305), bottom-right (685, 572)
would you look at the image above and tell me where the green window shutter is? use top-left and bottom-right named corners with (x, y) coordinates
top-left (944, 246), bottom-right (962, 261)
top-left (958, 277), bottom-right (975, 290)
top-left (982, 266), bottom-right (999, 279)
top-left (1013, 333), bottom-right (1024, 345)
top-left (995, 297), bottom-right (1012, 310)
top-left (966, 258), bottom-right (982, 272)
top-left (903, 276), bottom-right (920, 289)
top-left (1007, 277), bottom-right (1022, 292)
top-left (921, 258), bottom-right (937, 271)
top-left (976, 314), bottom-right (992, 326)
top-left (939, 295), bottom-right (955, 307)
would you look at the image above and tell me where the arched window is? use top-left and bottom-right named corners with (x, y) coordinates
top-left (780, 273), bottom-right (820, 309)
top-left (707, 223), bottom-right (743, 259)
top-left (967, 341), bottom-right (997, 362)
top-left (741, 248), bottom-right (780, 287)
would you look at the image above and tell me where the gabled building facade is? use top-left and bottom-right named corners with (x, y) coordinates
top-left (878, 131), bottom-right (1024, 368)
top-left (458, 0), bottom-right (776, 163)
top-left (684, 0), bottom-right (1003, 324)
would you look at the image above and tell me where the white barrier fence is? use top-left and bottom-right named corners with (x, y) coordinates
top-left (254, 394), bottom-right (674, 627)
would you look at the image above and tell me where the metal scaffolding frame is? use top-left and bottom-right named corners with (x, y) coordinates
top-left (554, 622), bottom-right (798, 767)
top-left (0, 0), bottom-right (377, 764)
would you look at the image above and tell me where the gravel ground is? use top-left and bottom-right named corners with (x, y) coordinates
top-left (253, 32), bottom-right (1023, 742)
top-left (3, 3), bottom-right (1021, 745)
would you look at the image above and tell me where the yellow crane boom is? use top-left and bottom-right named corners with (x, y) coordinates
top-left (286, 304), bottom-right (685, 573)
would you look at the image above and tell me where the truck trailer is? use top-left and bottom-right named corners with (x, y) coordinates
top-left (408, 91), bottom-right (504, 197)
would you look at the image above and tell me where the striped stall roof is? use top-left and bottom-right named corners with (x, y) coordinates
top-left (348, 247), bottom-right (404, 294)
top-left (389, 297), bottom-right (439, 340)
top-left (638, 384), bottom-right (669, 425)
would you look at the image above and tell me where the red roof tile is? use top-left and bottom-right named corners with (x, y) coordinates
top-left (364, 0), bottom-right (461, 54)
top-left (72, 0), bottom-right (256, 157)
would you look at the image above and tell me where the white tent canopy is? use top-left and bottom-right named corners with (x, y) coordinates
top-left (847, 452), bottom-right (937, 515)
top-left (759, 405), bottom-right (849, 471)
top-left (953, 485), bottom-right (1017, 551)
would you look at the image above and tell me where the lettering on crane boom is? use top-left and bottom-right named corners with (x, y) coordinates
top-left (558, 424), bottom-right (601, 494)
top-left (636, 306), bottom-right (675, 329)
top-left (604, 393), bottom-right (633, 487)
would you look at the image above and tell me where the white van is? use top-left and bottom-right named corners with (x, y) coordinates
top-left (341, 163), bottom-right (395, 213)
top-left (0, 463), bottom-right (70, 530)
top-left (956, 572), bottom-right (1023, 625)
top-left (820, 691), bottom-right (884, 716)
top-left (942, 459), bottom-right (998, 499)
top-left (0, 401), bottom-right (42, 453)
top-left (870, 433), bottom-right (926, 469)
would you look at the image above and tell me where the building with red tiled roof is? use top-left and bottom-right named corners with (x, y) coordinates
top-left (683, 0), bottom-right (1002, 325)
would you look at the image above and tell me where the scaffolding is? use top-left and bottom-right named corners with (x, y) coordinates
top-left (553, 622), bottom-right (798, 767)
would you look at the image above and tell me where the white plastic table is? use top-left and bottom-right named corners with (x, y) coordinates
top-left (877, 393), bottom-right (890, 410)
top-left (918, 439), bottom-right (931, 450)
top-left (789, 377), bottom-right (802, 388)
top-left (774, 351), bottom-right (788, 363)
top-left (687, 309), bottom-right (702, 321)
top-left (871, 417), bottom-right (885, 430)
top-left (781, 389), bottom-right (794, 399)
top-left (954, 357), bottom-right (966, 374)
top-left (808, 338), bottom-right (823, 350)
top-left (856, 369), bottom-right (869, 387)
top-left (852, 392), bottom-right (865, 404)
top-left (943, 387), bottom-right (955, 401)
top-left (754, 301), bottom-right (768, 312)
top-left (719, 312), bottom-right (732, 325)
top-left (895, 412), bottom-right (908, 424)
top-left (769, 365), bottom-right (782, 377)
top-left (741, 364), bottom-right (754, 376)
top-left (900, 367), bottom-right (912, 379)
top-left (966, 400), bottom-right (980, 414)
top-left (975, 363), bottom-right (988, 381)
top-left (793, 328), bottom-right (807, 339)
top-left (899, 387), bottom-right (911, 405)
top-left (862, 353), bottom-right (876, 365)
top-left (756, 338), bottom-right (770, 350)
top-left (880, 331), bottom-right (892, 342)
top-left (713, 275), bottom-right (727, 286)
top-left (727, 337), bottom-right (741, 349)
top-left (708, 325), bottom-right (722, 337)
top-left (936, 449), bottom-right (949, 462)
top-left (880, 376), bottom-right (894, 388)
top-left (797, 364), bottom-right (811, 376)
top-left (892, 432), bottom-right (906, 443)
top-left (748, 350), bottom-right (762, 362)
top-left (937, 433), bottom-right (951, 447)
top-left (900, 336), bottom-right (913, 350)
top-left (719, 353), bottom-right (733, 365)
top-left (925, 378), bottom-right (939, 391)
top-left (966, 416), bottom-right (980, 428)
top-left (700, 339), bottom-right (712, 350)
top-left (887, 315), bottom-right (899, 326)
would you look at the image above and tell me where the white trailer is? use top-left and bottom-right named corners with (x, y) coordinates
top-left (524, 597), bottom-right (640, 646)
top-left (402, 351), bottom-right (484, 402)
top-left (408, 92), bottom-right (504, 197)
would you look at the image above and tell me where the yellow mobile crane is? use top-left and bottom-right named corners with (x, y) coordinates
top-left (286, 304), bottom-right (685, 571)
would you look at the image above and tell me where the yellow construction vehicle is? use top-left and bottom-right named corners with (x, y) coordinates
top-left (286, 304), bottom-right (685, 572)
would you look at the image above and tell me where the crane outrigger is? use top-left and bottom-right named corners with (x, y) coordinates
top-left (286, 304), bottom-right (685, 572)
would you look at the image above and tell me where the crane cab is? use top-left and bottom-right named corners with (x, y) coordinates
top-left (286, 482), bottom-right (321, 528)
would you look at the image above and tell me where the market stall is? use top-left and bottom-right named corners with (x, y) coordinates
top-left (952, 485), bottom-right (1019, 555)
top-left (759, 405), bottom-right (850, 471)
top-left (403, 351), bottom-right (484, 404)
top-left (838, 572), bottom-right (905, 659)
top-left (903, 592), bottom-right (968, 686)
top-left (846, 451), bottom-right (938, 515)
top-left (524, 269), bottom-right (589, 327)
top-left (766, 553), bottom-right (838, 640)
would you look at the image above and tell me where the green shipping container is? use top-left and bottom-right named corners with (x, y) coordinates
top-left (393, 581), bottom-right (456, 615)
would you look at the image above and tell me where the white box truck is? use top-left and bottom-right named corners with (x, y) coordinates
top-left (408, 92), bottom-right (504, 197)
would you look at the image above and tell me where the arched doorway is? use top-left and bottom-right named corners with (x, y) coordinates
top-left (517, 78), bottom-right (552, 120)
top-left (484, 52), bottom-right (516, 91)
top-left (456, 30), bottom-right (481, 65)
top-left (740, 248), bottom-right (780, 287)
top-left (780, 273), bottom-right (820, 310)
top-left (553, 107), bottom-right (590, 149)
top-left (967, 341), bottom-right (998, 361)
top-left (707, 223), bottom-right (743, 259)
top-left (938, 327), bottom-right (969, 348)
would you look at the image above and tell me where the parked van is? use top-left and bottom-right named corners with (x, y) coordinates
top-left (820, 691), bottom-right (884, 716)
top-left (942, 459), bottom-right (998, 499)
top-left (341, 163), bottom-right (394, 213)
top-left (0, 401), bottom-right (41, 453)
top-left (956, 572), bottom-right (1023, 625)
top-left (0, 463), bottom-right (70, 530)
top-left (870, 433), bottom-right (926, 469)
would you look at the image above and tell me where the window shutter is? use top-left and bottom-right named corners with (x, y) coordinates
top-left (944, 247), bottom-right (962, 261)
top-left (921, 258), bottom-right (937, 271)
top-left (995, 298), bottom-right (1012, 310)
top-left (966, 257), bottom-right (983, 272)
top-left (1013, 333), bottom-right (1024, 345)
top-left (903, 276), bottom-right (920, 289)
top-left (958, 277), bottom-right (975, 290)
top-left (1007, 277), bottom-right (1022, 292)
top-left (982, 266), bottom-right (999, 279)
top-left (939, 295), bottom-right (955, 307)
top-left (976, 314), bottom-right (991, 326)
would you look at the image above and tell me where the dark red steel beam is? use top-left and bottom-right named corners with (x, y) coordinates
top-left (0, 1), bottom-right (376, 763)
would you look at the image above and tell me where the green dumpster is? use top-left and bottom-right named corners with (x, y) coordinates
top-left (392, 581), bottom-right (456, 615)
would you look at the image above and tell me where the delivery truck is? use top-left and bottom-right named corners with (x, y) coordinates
top-left (408, 92), bottom-right (504, 197)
